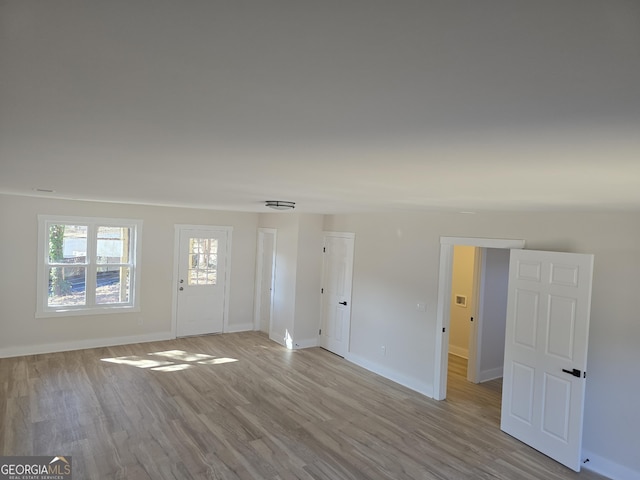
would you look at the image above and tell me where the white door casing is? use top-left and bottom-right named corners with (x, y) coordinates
top-left (173, 226), bottom-right (232, 337)
top-left (501, 249), bottom-right (594, 472)
top-left (320, 232), bottom-right (355, 357)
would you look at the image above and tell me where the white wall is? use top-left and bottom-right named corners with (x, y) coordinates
top-left (258, 213), bottom-right (299, 347)
top-left (256, 229), bottom-right (276, 333)
top-left (324, 211), bottom-right (640, 479)
top-left (478, 247), bottom-right (510, 382)
top-left (329, 213), bottom-right (438, 396)
top-left (293, 215), bottom-right (324, 346)
top-left (258, 213), bottom-right (323, 349)
top-left (0, 194), bottom-right (259, 355)
top-left (449, 245), bottom-right (475, 358)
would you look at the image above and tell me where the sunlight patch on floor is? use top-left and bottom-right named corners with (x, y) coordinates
top-left (101, 350), bottom-right (238, 372)
top-left (151, 350), bottom-right (217, 362)
top-left (196, 357), bottom-right (238, 365)
top-left (151, 364), bottom-right (193, 372)
top-left (101, 356), bottom-right (172, 369)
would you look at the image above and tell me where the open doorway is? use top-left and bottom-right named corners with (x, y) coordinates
top-left (447, 245), bottom-right (511, 399)
top-left (434, 237), bottom-right (525, 401)
top-left (437, 238), bottom-right (596, 471)
top-left (447, 245), bottom-right (477, 381)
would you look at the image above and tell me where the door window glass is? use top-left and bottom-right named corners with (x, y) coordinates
top-left (188, 238), bottom-right (218, 285)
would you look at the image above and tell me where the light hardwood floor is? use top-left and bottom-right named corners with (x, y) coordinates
top-left (1, 332), bottom-right (608, 479)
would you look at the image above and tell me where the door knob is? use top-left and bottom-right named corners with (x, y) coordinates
top-left (339, 301), bottom-right (347, 306)
top-left (179, 287), bottom-right (184, 291)
top-left (562, 368), bottom-right (582, 378)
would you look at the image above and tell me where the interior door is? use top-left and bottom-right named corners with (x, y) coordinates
top-left (176, 227), bottom-right (229, 337)
top-left (501, 249), bottom-right (594, 472)
top-left (320, 233), bottom-right (354, 357)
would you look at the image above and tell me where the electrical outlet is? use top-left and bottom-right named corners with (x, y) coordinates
top-left (381, 345), bottom-right (386, 355)
top-left (417, 302), bottom-right (426, 312)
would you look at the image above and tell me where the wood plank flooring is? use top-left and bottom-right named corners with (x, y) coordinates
top-left (0, 332), bottom-right (608, 479)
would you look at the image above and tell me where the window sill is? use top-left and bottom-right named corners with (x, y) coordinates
top-left (35, 305), bottom-right (141, 319)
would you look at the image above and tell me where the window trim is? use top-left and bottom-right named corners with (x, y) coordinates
top-left (36, 215), bottom-right (143, 318)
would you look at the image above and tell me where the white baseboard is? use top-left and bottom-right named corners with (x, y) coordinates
top-left (345, 352), bottom-right (434, 398)
top-left (479, 366), bottom-right (503, 382)
top-left (224, 322), bottom-right (254, 333)
top-left (293, 338), bottom-right (319, 349)
top-left (582, 450), bottom-right (640, 480)
top-left (448, 346), bottom-right (468, 359)
top-left (0, 332), bottom-right (174, 359)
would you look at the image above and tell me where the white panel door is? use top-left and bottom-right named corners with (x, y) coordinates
top-left (176, 228), bottom-right (229, 337)
top-left (320, 233), bottom-right (354, 357)
top-left (501, 249), bottom-right (594, 471)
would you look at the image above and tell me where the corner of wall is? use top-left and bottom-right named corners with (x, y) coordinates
top-left (478, 367), bottom-right (503, 383)
top-left (225, 323), bottom-right (254, 333)
top-left (345, 352), bottom-right (434, 399)
top-left (582, 450), bottom-right (640, 480)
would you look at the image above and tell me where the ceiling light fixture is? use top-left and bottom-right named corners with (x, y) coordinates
top-left (265, 200), bottom-right (295, 211)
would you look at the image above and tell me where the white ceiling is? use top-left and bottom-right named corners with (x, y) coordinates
top-left (1, 0), bottom-right (640, 214)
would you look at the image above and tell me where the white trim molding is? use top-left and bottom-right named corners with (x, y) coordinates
top-left (346, 352), bottom-right (433, 398)
top-left (0, 332), bottom-right (173, 359)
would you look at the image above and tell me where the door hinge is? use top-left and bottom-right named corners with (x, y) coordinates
top-left (323, 247), bottom-right (326, 253)
top-left (321, 288), bottom-right (324, 294)
top-left (319, 328), bottom-right (322, 335)
top-left (442, 327), bottom-right (446, 333)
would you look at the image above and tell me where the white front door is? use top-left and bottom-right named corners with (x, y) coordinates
top-left (501, 249), bottom-right (594, 471)
top-left (175, 227), bottom-right (231, 337)
top-left (320, 233), bottom-right (355, 357)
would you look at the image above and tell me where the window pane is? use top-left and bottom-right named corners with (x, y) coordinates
top-left (48, 266), bottom-right (86, 306)
top-left (97, 226), bottom-right (131, 264)
top-left (49, 225), bottom-right (87, 264)
top-left (187, 237), bottom-right (218, 286)
top-left (189, 238), bottom-right (201, 254)
top-left (96, 266), bottom-right (130, 304)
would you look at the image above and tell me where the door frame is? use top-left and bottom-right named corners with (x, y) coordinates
top-left (171, 224), bottom-right (233, 338)
top-left (434, 236), bottom-right (525, 400)
top-left (253, 228), bottom-right (277, 334)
